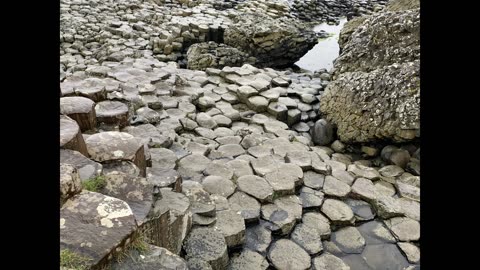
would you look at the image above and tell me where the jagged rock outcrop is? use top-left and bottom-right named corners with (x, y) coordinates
top-left (319, 1), bottom-right (420, 143)
top-left (224, 12), bottom-right (317, 68)
top-left (186, 42), bottom-right (256, 70)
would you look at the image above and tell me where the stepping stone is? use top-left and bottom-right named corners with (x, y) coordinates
top-left (397, 242), bottom-right (420, 264)
top-left (60, 115), bottom-right (89, 157)
top-left (293, 122), bottom-right (310, 133)
top-left (74, 82), bottom-right (106, 102)
top-left (323, 176), bottom-right (351, 197)
top-left (267, 102), bottom-right (288, 121)
top-left (187, 258), bottom-right (213, 270)
top-left (396, 182), bottom-right (420, 202)
top-left (102, 160), bottom-right (141, 177)
top-left (248, 145), bottom-right (273, 158)
top-left (321, 199), bottom-right (355, 225)
top-left (123, 124), bottom-right (171, 148)
top-left (212, 114), bottom-right (232, 127)
top-left (135, 107), bottom-right (162, 124)
top-left (147, 168), bottom-right (181, 191)
top-left (60, 149), bottom-right (103, 181)
top-left (226, 159), bottom-right (253, 180)
top-left (100, 171), bottom-right (153, 224)
top-left (247, 96), bottom-right (269, 112)
top-left (141, 95), bottom-right (163, 110)
top-left (325, 160), bottom-right (346, 172)
top-left (110, 245), bottom-right (188, 270)
top-left (287, 109), bottom-right (301, 126)
top-left (372, 194), bottom-right (403, 219)
top-left (291, 223), bottom-right (323, 255)
top-left (274, 195), bottom-right (303, 221)
top-left (331, 226), bottom-right (366, 254)
top-left (261, 204), bottom-right (296, 235)
top-left (251, 155), bottom-right (279, 176)
top-left (95, 101), bottom-right (129, 128)
top-left (312, 253), bottom-right (350, 270)
top-left (385, 217), bottom-right (420, 241)
top-left (196, 113), bottom-right (218, 129)
top-left (205, 160), bottom-right (234, 179)
top-left (299, 187), bottom-right (324, 208)
top-left (215, 136), bottom-right (242, 145)
top-left (60, 191), bottom-right (137, 270)
top-left (216, 144), bottom-right (246, 158)
top-left (351, 178), bottom-right (379, 202)
top-left (150, 148), bottom-right (178, 170)
top-left (375, 181), bottom-right (396, 197)
top-left (187, 142), bottom-right (210, 156)
top-left (59, 163), bottom-right (82, 206)
top-left (178, 154), bottom-right (211, 173)
top-left (195, 127), bottom-right (217, 140)
top-left (360, 244), bottom-right (411, 270)
top-left (237, 175), bottom-right (273, 203)
top-left (263, 120), bottom-right (288, 133)
top-left (302, 212), bottom-right (331, 240)
top-left (60, 96), bottom-right (96, 131)
top-left (344, 199), bottom-right (376, 221)
top-left (398, 198), bottom-right (420, 221)
top-left (347, 164), bottom-right (380, 180)
top-left (185, 187), bottom-right (216, 217)
top-left (268, 239), bottom-right (311, 270)
top-left (244, 221), bottom-right (272, 255)
top-left (238, 85), bottom-right (258, 103)
top-left (356, 220), bottom-right (396, 245)
top-left (285, 150), bottom-right (312, 170)
top-left (157, 96), bottom-right (179, 109)
top-left (228, 191), bottom-right (261, 223)
top-left (212, 210), bottom-right (245, 248)
top-left (202, 176), bottom-right (236, 197)
top-left (183, 227), bottom-right (229, 270)
top-left (379, 165), bottom-right (405, 178)
top-left (265, 169), bottom-right (297, 196)
top-left (303, 171), bottom-right (325, 190)
top-left (149, 188), bottom-right (192, 253)
top-left (228, 249), bottom-right (269, 270)
top-left (331, 170), bottom-right (356, 186)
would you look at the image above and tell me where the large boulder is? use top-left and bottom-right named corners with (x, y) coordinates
top-left (320, 7), bottom-right (420, 143)
top-left (224, 13), bottom-right (317, 68)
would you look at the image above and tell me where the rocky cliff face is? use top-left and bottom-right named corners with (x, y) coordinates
top-left (319, 0), bottom-right (420, 143)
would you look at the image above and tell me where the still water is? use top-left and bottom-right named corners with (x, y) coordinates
top-left (295, 18), bottom-right (348, 72)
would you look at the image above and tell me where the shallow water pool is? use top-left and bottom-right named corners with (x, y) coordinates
top-left (295, 18), bottom-right (348, 72)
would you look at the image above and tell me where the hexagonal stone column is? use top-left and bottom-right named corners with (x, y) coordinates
top-left (85, 131), bottom-right (146, 176)
top-left (60, 115), bottom-right (89, 157)
top-left (60, 96), bottom-right (97, 132)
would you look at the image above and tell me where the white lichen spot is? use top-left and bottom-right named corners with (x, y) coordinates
top-left (60, 218), bottom-right (66, 229)
top-left (100, 218), bottom-right (114, 228)
top-left (101, 230), bottom-right (108, 236)
top-left (113, 150), bottom-right (125, 157)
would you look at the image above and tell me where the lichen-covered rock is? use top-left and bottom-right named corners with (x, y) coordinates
top-left (60, 191), bottom-right (137, 270)
top-left (320, 7), bottom-right (420, 143)
top-left (60, 163), bottom-right (82, 206)
top-left (224, 13), bottom-right (317, 68)
top-left (187, 42), bottom-right (256, 71)
top-left (320, 61), bottom-right (420, 143)
top-left (183, 227), bottom-right (229, 270)
top-left (111, 245), bottom-right (188, 270)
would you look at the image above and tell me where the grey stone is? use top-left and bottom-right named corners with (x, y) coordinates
top-left (396, 181), bottom-right (420, 202)
top-left (348, 164), bottom-right (380, 180)
top-left (228, 249), bottom-right (269, 270)
top-left (178, 154), bottom-right (211, 174)
top-left (60, 191), bottom-right (137, 270)
top-left (59, 163), bottom-right (82, 206)
top-left (267, 239), bottom-right (311, 270)
top-left (303, 171), bottom-right (325, 190)
top-left (311, 119), bottom-right (334, 146)
top-left (202, 176), bottom-right (236, 197)
top-left (291, 223), bottom-right (323, 255)
top-left (150, 148), bottom-right (178, 170)
top-left (237, 175), bottom-right (273, 203)
top-left (245, 222), bottom-right (272, 254)
top-left (323, 176), bottom-right (351, 197)
top-left (183, 227), bottom-right (229, 270)
top-left (398, 198), bottom-right (420, 221)
top-left (397, 242), bottom-right (420, 264)
top-left (312, 253), bottom-right (350, 270)
top-left (60, 149), bottom-right (103, 181)
top-left (331, 170), bottom-right (356, 186)
top-left (302, 212), bottom-right (331, 239)
top-left (228, 191), bottom-right (261, 223)
top-left (261, 203), bottom-right (296, 235)
top-left (197, 113), bottom-right (218, 129)
top-left (212, 210), bottom-right (245, 248)
top-left (351, 178), bottom-right (378, 202)
top-left (385, 217), bottom-right (420, 241)
top-left (285, 150), bottom-right (312, 170)
top-left (331, 226), bottom-right (366, 254)
top-left (299, 187), bottom-right (324, 208)
top-left (345, 199), bottom-right (375, 221)
top-left (321, 199), bottom-right (355, 225)
top-left (110, 245), bottom-right (188, 270)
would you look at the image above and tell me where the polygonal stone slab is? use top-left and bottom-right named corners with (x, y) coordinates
top-left (60, 149), bottom-right (103, 181)
top-left (183, 227), bottom-right (229, 270)
top-left (236, 175), bottom-right (273, 203)
top-left (212, 210), bottom-right (245, 248)
top-left (60, 96), bottom-right (96, 131)
top-left (228, 249), bottom-right (269, 270)
top-left (60, 191), bottom-right (137, 270)
top-left (85, 131), bottom-right (146, 176)
top-left (60, 115), bottom-right (89, 157)
top-left (228, 192), bottom-right (261, 223)
top-left (267, 239), bottom-right (311, 270)
top-left (110, 245), bottom-right (188, 270)
top-left (321, 199), bottom-right (355, 225)
top-left (95, 101), bottom-right (129, 128)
